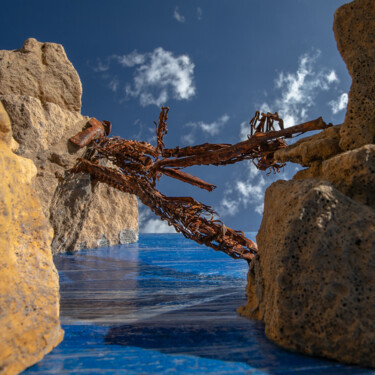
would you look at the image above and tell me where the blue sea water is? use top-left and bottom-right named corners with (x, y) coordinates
top-left (23, 233), bottom-right (374, 374)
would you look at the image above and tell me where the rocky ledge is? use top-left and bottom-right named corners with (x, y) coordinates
top-left (239, 0), bottom-right (375, 368)
top-left (0, 38), bottom-right (138, 253)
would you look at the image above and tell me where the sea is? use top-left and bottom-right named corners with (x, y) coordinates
top-left (23, 233), bottom-right (374, 374)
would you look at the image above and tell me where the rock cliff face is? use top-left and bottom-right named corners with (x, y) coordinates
top-left (0, 102), bottom-right (63, 375)
top-left (239, 0), bottom-right (375, 368)
top-left (0, 39), bottom-right (138, 253)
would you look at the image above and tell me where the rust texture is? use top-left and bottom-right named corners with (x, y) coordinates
top-left (69, 108), bottom-right (331, 261)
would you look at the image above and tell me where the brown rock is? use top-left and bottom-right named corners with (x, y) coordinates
top-left (274, 125), bottom-right (342, 167)
top-left (240, 0), bottom-right (375, 368)
top-left (0, 94), bottom-right (139, 252)
top-left (239, 179), bottom-right (375, 368)
top-left (0, 102), bottom-right (63, 374)
top-left (294, 145), bottom-right (375, 210)
top-left (321, 145), bottom-right (375, 208)
top-left (0, 39), bottom-right (138, 253)
top-left (0, 38), bottom-right (82, 112)
top-left (334, 0), bottom-right (375, 150)
top-left (0, 94), bottom-right (89, 217)
top-left (50, 171), bottom-right (138, 253)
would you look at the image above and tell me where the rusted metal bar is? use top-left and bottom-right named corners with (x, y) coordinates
top-left (69, 118), bottom-right (111, 147)
top-left (160, 168), bottom-right (216, 191)
top-left (153, 117), bottom-right (329, 170)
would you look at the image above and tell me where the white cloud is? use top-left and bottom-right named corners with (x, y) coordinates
top-left (116, 50), bottom-right (146, 67)
top-left (218, 160), bottom-right (295, 219)
top-left (260, 49), bottom-right (339, 127)
top-left (220, 197), bottom-right (240, 216)
top-left (93, 48), bottom-right (195, 107)
top-left (141, 218), bottom-right (177, 233)
top-left (183, 114), bottom-right (230, 144)
top-left (138, 203), bottom-right (177, 233)
top-left (173, 7), bottom-right (185, 23)
top-left (197, 7), bottom-right (203, 20)
top-left (123, 47), bottom-right (195, 106)
top-left (92, 58), bottom-right (111, 72)
top-left (181, 132), bottom-right (195, 145)
top-left (326, 70), bottom-right (339, 83)
top-left (329, 92), bottom-right (348, 114)
top-left (224, 50), bottom-right (340, 221)
top-left (239, 121), bottom-right (249, 141)
top-left (108, 77), bottom-right (119, 92)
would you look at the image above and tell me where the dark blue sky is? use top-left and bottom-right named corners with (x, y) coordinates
top-left (1, 1), bottom-right (351, 232)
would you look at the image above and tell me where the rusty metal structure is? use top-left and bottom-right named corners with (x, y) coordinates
top-left (70, 108), bottom-right (330, 261)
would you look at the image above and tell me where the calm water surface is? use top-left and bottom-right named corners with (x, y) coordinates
top-left (23, 233), bottom-right (374, 374)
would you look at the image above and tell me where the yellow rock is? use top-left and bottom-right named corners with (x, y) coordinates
top-left (0, 102), bottom-right (63, 375)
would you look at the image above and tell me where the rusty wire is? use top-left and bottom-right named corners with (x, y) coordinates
top-left (70, 108), bottom-right (330, 261)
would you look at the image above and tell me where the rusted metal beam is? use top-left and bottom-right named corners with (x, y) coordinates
top-left (69, 109), bottom-right (330, 261)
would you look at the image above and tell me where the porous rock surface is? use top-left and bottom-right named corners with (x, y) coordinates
top-left (0, 102), bottom-right (63, 375)
top-left (0, 39), bottom-right (138, 253)
top-left (239, 0), bottom-right (375, 368)
top-left (0, 38), bottom-right (81, 112)
top-left (238, 179), bottom-right (375, 367)
top-left (334, 0), bottom-right (375, 150)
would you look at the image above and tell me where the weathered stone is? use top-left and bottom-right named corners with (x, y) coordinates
top-left (0, 38), bottom-right (82, 112)
top-left (294, 145), bottom-right (375, 209)
top-left (0, 39), bottom-right (138, 253)
top-left (274, 125), bottom-right (341, 167)
top-left (0, 102), bottom-right (63, 374)
top-left (0, 94), bottom-right (89, 217)
top-left (240, 0), bottom-right (375, 368)
top-left (334, 0), bottom-right (375, 150)
top-left (239, 179), bottom-right (375, 368)
top-left (50, 173), bottom-right (138, 253)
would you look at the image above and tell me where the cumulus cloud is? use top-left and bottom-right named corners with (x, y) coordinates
top-left (123, 47), bottom-right (196, 106)
top-left (239, 121), bottom-right (250, 141)
top-left (329, 93), bottom-right (348, 114)
top-left (219, 161), bottom-right (294, 218)
top-left (173, 7), bottom-right (185, 23)
top-left (138, 204), bottom-right (176, 233)
top-left (116, 50), bottom-right (146, 67)
top-left (260, 49), bottom-right (339, 127)
top-left (93, 48), bottom-right (195, 107)
top-left (182, 114), bottom-right (230, 144)
top-left (141, 218), bottom-right (177, 233)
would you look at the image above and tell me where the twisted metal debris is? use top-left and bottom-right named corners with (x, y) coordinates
top-left (70, 108), bottom-right (330, 261)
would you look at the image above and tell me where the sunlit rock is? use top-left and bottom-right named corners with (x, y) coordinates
top-left (0, 39), bottom-right (138, 253)
top-left (0, 102), bottom-right (63, 374)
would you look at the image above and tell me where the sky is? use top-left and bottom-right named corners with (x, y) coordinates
top-left (1, 0), bottom-right (351, 233)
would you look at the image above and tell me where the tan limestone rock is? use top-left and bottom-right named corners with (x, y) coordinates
top-left (0, 102), bottom-right (63, 375)
top-left (50, 172), bottom-right (138, 253)
top-left (239, 179), bottom-right (375, 368)
top-left (334, 0), bottom-right (375, 150)
top-left (0, 38), bottom-right (82, 112)
top-left (0, 94), bottom-right (139, 253)
top-left (240, 0), bottom-right (375, 368)
top-left (274, 125), bottom-right (341, 167)
top-left (0, 95), bottom-right (89, 217)
top-left (0, 39), bottom-right (138, 253)
top-left (293, 145), bottom-right (375, 209)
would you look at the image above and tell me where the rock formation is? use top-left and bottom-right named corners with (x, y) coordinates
top-left (0, 38), bottom-right (138, 253)
top-left (239, 0), bottom-right (375, 368)
top-left (0, 102), bottom-right (63, 375)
